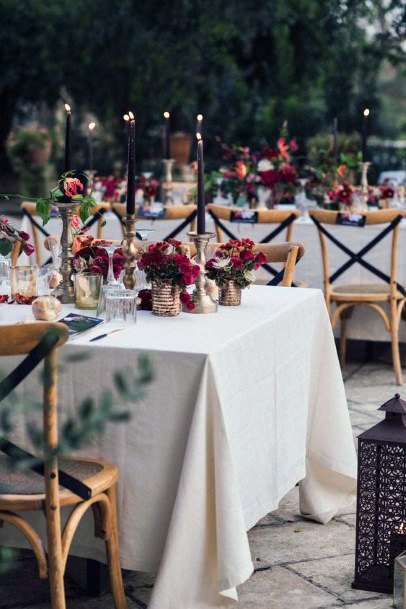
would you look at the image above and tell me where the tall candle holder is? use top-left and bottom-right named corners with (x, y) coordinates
top-left (52, 201), bottom-right (76, 303)
top-left (185, 232), bottom-right (218, 314)
top-left (123, 213), bottom-right (137, 290)
top-left (162, 159), bottom-right (175, 204)
top-left (359, 161), bottom-right (371, 208)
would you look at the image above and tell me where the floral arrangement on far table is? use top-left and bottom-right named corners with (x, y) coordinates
top-left (206, 238), bottom-right (266, 288)
top-left (137, 239), bottom-right (200, 311)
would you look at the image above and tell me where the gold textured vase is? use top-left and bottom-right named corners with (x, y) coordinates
top-left (219, 280), bottom-right (241, 306)
top-left (151, 282), bottom-right (181, 316)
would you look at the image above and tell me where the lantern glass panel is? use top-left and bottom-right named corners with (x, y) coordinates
top-left (394, 552), bottom-right (406, 609)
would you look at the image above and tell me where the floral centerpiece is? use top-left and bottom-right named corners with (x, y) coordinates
top-left (137, 239), bottom-right (200, 316)
top-left (206, 136), bottom-right (299, 207)
top-left (326, 181), bottom-right (355, 210)
top-left (136, 175), bottom-right (160, 205)
top-left (205, 238), bottom-right (266, 306)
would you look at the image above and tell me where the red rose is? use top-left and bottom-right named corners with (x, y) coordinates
top-left (180, 291), bottom-right (191, 304)
top-left (186, 301), bottom-right (195, 311)
top-left (22, 243), bottom-right (35, 256)
top-left (88, 265), bottom-right (103, 274)
top-left (240, 250), bottom-right (255, 261)
top-left (231, 256), bottom-right (243, 269)
top-left (19, 230), bottom-right (30, 241)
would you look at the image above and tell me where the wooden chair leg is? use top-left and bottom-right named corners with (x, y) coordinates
top-left (105, 485), bottom-right (127, 609)
top-left (47, 521), bottom-right (66, 609)
top-left (339, 315), bottom-right (347, 369)
top-left (390, 301), bottom-right (403, 386)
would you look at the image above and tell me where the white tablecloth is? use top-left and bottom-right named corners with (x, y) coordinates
top-left (0, 286), bottom-right (356, 608)
top-left (20, 210), bottom-right (406, 342)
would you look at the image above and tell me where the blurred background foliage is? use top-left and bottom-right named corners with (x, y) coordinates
top-left (0, 0), bottom-right (404, 178)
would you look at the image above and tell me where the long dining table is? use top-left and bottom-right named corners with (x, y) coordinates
top-left (19, 207), bottom-right (406, 342)
top-left (0, 285), bottom-right (357, 608)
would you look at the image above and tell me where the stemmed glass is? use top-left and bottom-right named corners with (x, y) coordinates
top-left (105, 244), bottom-right (121, 286)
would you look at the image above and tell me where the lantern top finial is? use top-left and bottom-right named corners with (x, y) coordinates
top-left (378, 393), bottom-right (406, 415)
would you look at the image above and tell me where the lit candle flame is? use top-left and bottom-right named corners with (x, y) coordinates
top-left (64, 103), bottom-right (71, 113)
top-left (128, 111), bottom-right (135, 120)
top-left (363, 108), bottom-right (370, 117)
top-left (123, 114), bottom-right (129, 121)
top-left (197, 114), bottom-right (203, 121)
top-left (163, 111), bottom-right (170, 119)
top-left (88, 122), bottom-right (96, 131)
top-left (398, 523), bottom-right (406, 535)
top-left (196, 133), bottom-right (202, 141)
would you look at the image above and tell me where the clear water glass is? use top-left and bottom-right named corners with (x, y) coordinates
top-left (97, 283), bottom-right (121, 317)
top-left (105, 290), bottom-right (137, 324)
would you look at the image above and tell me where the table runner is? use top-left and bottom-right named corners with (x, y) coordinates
top-left (0, 286), bottom-right (357, 608)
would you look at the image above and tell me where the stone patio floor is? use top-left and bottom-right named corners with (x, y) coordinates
top-left (1, 348), bottom-right (404, 609)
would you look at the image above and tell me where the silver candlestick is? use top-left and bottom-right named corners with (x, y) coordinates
top-left (359, 161), bottom-right (371, 208)
top-left (162, 159), bottom-right (175, 204)
top-left (185, 232), bottom-right (218, 314)
top-left (52, 201), bottom-right (76, 303)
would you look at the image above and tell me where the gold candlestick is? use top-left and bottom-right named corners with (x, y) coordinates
top-left (52, 201), bottom-right (76, 303)
top-left (359, 161), bottom-right (371, 208)
top-left (162, 159), bottom-right (175, 204)
top-left (186, 232), bottom-right (218, 314)
top-left (123, 213), bottom-right (137, 290)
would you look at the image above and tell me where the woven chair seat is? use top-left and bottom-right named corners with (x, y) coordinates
top-left (0, 456), bottom-right (103, 495)
top-left (331, 283), bottom-right (404, 302)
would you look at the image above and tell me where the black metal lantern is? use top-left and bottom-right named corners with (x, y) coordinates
top-left (353, 394), bottom-right (406, 593)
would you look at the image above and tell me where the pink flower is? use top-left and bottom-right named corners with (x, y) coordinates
top-left (277, 138), bottom-right (290, 160)
top-left (64, 177), bottom-right (84, 198)
top-left (22, 243), bottom-right (35, 256)
top-left (289, 139), bottom-right (299, 152)
top-left (18, 230), bottom-right (30, 241)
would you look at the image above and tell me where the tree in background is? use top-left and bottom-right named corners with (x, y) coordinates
top-left (0, 0), bottom-right (404, 174)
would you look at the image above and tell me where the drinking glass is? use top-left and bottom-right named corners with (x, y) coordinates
top-left (10, 266), bottom-right (39, 304)
top-left (97, 284), bottom-right (121, 317)
top-left (75, 273), bottom-right (102, 309)
top-left (105, 290), bottom-right (137, 324)
top-left (0, 254), bottom-right (10, 286)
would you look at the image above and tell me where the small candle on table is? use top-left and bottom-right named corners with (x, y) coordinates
top-left (362, 108), bottom-right (370, 162)
top-left (126, 111), bottom-right (136, 215)
top-left (163, 111), bottom-right (171, 160)
top-left (196, 132), bottom-right (205, 234)
top-left (64, 103), bottom-right (72, 172)
top-left (88, 122), bottom-right (95, 171)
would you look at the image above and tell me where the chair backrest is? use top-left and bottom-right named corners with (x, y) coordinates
top-left (21, 201), bottom-right (111, 266)
top-left (309, 208), bottom-right (405, 297)
top-left (207, 204), bottom-right (299, 243)
top-left (0, 323), bottom-right (68, 507)
top-left (112, 203), bottom-right (197, 239)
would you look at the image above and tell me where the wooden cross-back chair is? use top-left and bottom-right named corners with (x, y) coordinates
top-left (136, 240), bottom-right (305, 288)
top-left (309, 208), bottom-right (406, 385)
top-left (20, 201), bottom-right (111, 267)
top-left (207, 204), bottom-right (300, 283)
top-left (0, 323), bottom-right (126, 609)
top-left (112, 203), bottom-right (197, 241)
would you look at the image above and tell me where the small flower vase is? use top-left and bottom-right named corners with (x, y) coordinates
top-left (151, 281), bottom-right (181, 316)
top-left (219, 280), bottom-right (241, 306)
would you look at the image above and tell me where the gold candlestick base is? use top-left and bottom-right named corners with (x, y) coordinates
top-left (123, 213), bottom-right (137, 290)
top-left (52, 201), bottom-right (76, 304)
top-left (162, 159), bottom-right (175, 204)
top-left (185, 232), bottom-right (218, 314)
top-left (359, 161), bottom-right (371, 208)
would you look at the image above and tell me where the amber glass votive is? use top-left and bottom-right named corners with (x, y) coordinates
top-left (75, 273), bottom-right (102, 309)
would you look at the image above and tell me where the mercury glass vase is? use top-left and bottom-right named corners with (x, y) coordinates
top-left (219, 280), bottom-right (241, 306)
top-left (151, 282), bottom-right (181, 317)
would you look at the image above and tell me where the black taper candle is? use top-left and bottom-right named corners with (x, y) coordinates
top-left (362, 108), bottom-right (369, 162)
top-left (64, 104), bottom-right (72, 172)
top-left (163, 111), bottom-right (171, 159)
top-left (88, 122), bottom-right (95, 171)
top-left (126, 113), bottom-right (136, 214)
top-left (197, 133), bottom-right (205, 234)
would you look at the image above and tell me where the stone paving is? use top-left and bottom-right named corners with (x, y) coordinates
top-left (1, 349), bottom-right (404, 609)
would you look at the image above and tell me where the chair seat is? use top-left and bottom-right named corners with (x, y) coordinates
top-left (331, 283), bottom-right (403, 302)
top-left (0, 456), bottom-right (118, 509)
